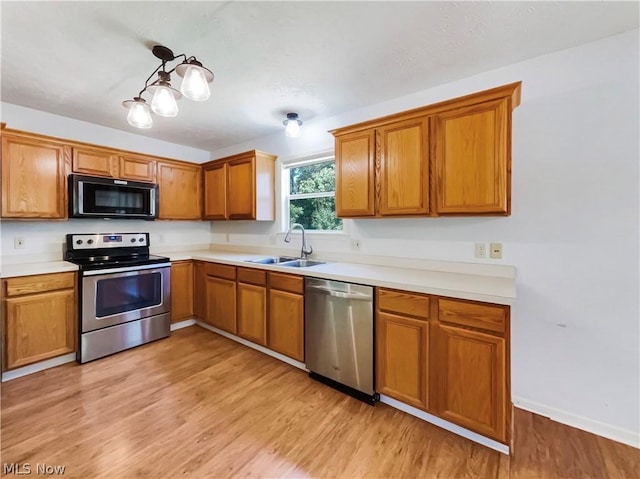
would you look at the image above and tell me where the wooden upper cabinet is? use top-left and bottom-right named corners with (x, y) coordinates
top-left (334, 130), bottom-right (375, 217)
top-left (157, 161), bottom-right (202, 220)
top-left (378, 117), bottom-right (429, 216)
top-left (118, 154), bottom-right (156, 182)
top-left (1, 132), bottom-right (70, 218)
top-left (330, 82), bottom-right (520, 218)
top-left (203, 162), bottom-right (228, 220)
top-left (72, 146), bottom-right (118, 178)
top-left (202, 150), bottom-right (277, 221)
top-left (228, 155), bottom-right (255, 219)
top-left (432, 98), bottom-right (510, 215)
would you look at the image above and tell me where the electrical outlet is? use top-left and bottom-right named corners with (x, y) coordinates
top-left (14, 237), bottom-right (25, 249)
top-left (474, 242), bottom-right (486, 258)
top-left (490, 242), bottom-right (503, 259)
top-left (350, 239), bottom-right (361, 250)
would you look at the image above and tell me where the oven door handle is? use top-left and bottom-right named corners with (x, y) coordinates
top-left (82, 263), bottom-right (171, 276)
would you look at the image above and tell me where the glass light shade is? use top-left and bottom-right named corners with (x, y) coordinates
top-left (180, 65), bottom-right (211, 101)
top-left (285, 119), bottom-right (301, 138)
top-left (125, 100), bottom-right (152, 129)
top-left (151, 86), bottom-right (179, 117)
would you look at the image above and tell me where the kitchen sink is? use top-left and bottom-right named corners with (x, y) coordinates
top-left (244, 256), bottom-right (298, 264)
top-left (279, 259), bottom-right (326, 268)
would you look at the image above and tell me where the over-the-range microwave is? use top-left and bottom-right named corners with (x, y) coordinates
top-left (69, 174), bottom-right (158, 220)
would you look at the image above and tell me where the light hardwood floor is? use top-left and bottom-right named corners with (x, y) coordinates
top-left (1, 326), bottom-right (638, 478)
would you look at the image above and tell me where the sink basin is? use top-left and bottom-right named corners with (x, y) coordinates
top-left (244, 256), bottom-right (298, 264)
top-left (279, 259), bottom-right (326, 268)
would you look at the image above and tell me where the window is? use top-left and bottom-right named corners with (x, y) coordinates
top-left (282, 155), bottom-right (342, 231)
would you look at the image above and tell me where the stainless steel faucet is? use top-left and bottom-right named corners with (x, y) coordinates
top-left (284, 223), bottom-right (313, 259)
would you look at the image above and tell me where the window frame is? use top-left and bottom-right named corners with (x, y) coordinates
top-left (279, 152), bottom-right (345, 234)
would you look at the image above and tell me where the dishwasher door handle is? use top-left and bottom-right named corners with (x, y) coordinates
top-left (306, 285), bottom-right (372, 301)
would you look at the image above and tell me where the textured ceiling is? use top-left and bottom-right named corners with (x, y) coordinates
top-left (1, 1), bottom-right (638, 151)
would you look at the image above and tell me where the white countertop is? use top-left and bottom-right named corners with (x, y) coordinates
top-left (1, 261), bottom-right (79, 278)
top-left (1, 250), bottom-right (516, 305)
top-left (171, 250), bottom-right (516, 305)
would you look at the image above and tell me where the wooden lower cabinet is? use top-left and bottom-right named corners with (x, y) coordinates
top-left (237, 282), bottom-right (267, 345)
top-left (193, 261), bottom-right (207, 321)
top-left (430, 322), bottom-right (507, 442)
top-left (376, 312), bottom-right (428, 410)
top-left (170, 261), bottom-right (194, 323)
top-left (206, 276), bottom-right (236, 334)
top-left (268, 289), bottom-right (304, 362)
top-left (375, 287), bottom-right (510, 444)
top-left (2, 272), bottom-right (77, 371)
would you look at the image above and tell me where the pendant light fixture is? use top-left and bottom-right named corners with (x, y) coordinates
top-left (122, 45), bottom-right (214, 128)
top-left (283, 113), bottom-right (302, 138)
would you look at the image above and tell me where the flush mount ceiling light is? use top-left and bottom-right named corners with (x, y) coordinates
top-left (283, 113), bottom-right (302, 138)
top-left (122, 45), bottom-right (214, 129)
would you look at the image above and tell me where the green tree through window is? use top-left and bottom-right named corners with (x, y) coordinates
top-left (287, 159), bottom-right (342, 231)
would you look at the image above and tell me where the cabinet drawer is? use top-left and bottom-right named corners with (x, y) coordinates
top-left (268, 272), bottom-right (303, 294)
top-left (5, 272), bottom-right (76, 297)
top-left (237, 267), bottom-right (266, 286)
top-left (438, 298), bottom-right (507, 334)
top-left (377, 288), bottom-right (429, 320)
top-left (205, 263), bottom-right (236, 280)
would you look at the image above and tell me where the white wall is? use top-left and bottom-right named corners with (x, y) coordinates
top-left (210, 30), bottom-right (640, 445)
top-left (0, 103), bottom-right (211, 163)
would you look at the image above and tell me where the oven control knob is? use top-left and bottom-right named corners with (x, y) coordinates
top-left (131, 238), bottom-right (137, 243)
top-left (76, 239), bottom-right (83, 245)
top-left (87, 239), bottom-right (94, 244)
top-left (138, 238), bottom-right (145, 243)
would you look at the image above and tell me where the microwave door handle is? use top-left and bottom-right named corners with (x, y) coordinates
top-left (150, 188), bottom-right (156, 216)
top-left (78, 180), bottom-right (84, 214)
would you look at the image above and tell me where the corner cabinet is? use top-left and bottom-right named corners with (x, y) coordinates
top-left (2, 272), bottom-right (77, 371)
top-left (331, 82), bottom-right (521, 218)
top-left (157, 161), bottom-right (202, 220)
top-left (1, 131), bottom-right (70, 219)
top-left (202, 150), bottom-right (277, 221)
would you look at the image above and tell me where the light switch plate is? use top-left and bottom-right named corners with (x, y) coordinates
top-left (490, 243), bottom-right (503, 259)
top-left (350, 239), bottom-right (361, 250)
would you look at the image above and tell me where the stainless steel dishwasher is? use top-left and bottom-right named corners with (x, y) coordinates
top-left (305, 277), bottom-right (377, 404)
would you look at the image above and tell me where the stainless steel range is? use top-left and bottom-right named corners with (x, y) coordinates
top-left (64, 233), bottom-right (171, 363)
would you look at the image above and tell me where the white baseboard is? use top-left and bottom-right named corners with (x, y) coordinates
top-left (513, 396), bottom-right (640, 449)
top-left (1, 353), bottom-right (76, 382)
top-left (171, 319), bottom-right (197, 331)
top-left (380, 395), bottom-right (510, 455)
top-left (196, 321), bottom-right (308, 371)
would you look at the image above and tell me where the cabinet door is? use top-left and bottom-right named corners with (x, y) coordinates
top-left (4, 289), bottom-right (76, 370)
top-left (237, 283), bottom-right (267, 345)
top-left (334, 130), bottom-right (375, 217)
top-left (268, 289), bottom-right (304, 362)
top-left (378, 117), bottom-right (429, 216)
top-left (72, 146), bottom-right (118, 177)
top-left (431, 322), bottom-right (506, 442)
top-left (227, 156), bottom-right (255, 219)
top-left (171, 261), bottom-right (194, 323)
top-left (119, 155), bottom-right (156, 182)
top-left (193, 261), bottom-right (207, 321)
top-left (203, 162), bottom-right (228, 220)
top-left (1, 134), bottom-right (69, 218)
top-left (376, 312), bottom-right (428, 410)
top-left (206, 276), bottom-right (236, 334)
top-left (432, 98), bottom-right (510, 214)
top-left (157, 162), bottom-right (202, 220)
